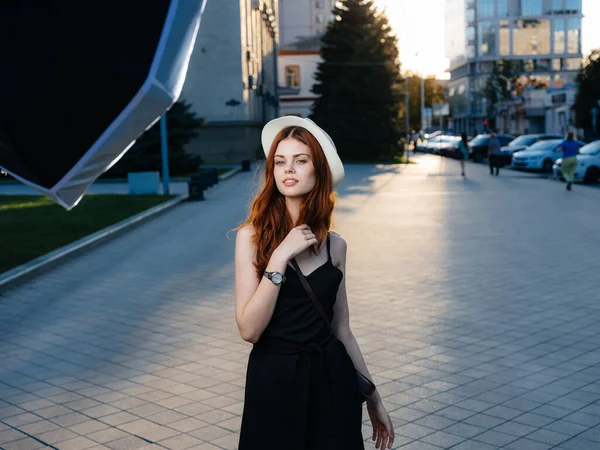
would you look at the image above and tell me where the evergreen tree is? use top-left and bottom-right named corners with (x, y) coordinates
top-left (310, 0), bottom-right (403, 161)
top-left (105, 99), bottom-right (204, 177)
top-left (574, 49), bottom-right (600, 136)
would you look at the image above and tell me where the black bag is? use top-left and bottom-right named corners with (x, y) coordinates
top-left (291, 258), bottom-right (376, 403)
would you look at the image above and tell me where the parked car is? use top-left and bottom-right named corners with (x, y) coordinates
top-left (500, 134), bottom-right (563, 164)
top-left (553, 140), bottom-right (600, 183)
top-left (439, 136), bottom-right (463, 159)
top-left (512, 139), bottom-right (585, 172)
top-left (416, 136), bottom-right (443, 153)
top-left (468, 134), bottom-right (515, 163)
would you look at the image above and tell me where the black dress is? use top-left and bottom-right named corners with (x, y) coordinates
top-left (239, 235), bottom-right (364, 450)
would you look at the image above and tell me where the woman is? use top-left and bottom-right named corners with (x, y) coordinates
top-left (458, 132), bottom-right (469, 177)
top-left (235, 116), bottom-right (394, 450)
top-left (558, 131), bottom-right (579, 191)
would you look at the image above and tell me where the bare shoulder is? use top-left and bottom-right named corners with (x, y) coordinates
top-left (329, 230), bottom-right (347, 268)
top-left (236, 224), bottom-right (256, 242)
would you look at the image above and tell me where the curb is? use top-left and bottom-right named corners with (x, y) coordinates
top-left (0, 167), bottom-right (247, 291)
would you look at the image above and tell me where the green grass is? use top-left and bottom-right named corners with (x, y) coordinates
top-left (0, 194), bottom-right (176, 274)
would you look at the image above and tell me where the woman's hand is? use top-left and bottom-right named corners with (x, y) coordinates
top-left (273, 224), bottom-right (318, 262)
top-left (367, 398), bottom-right (394, 449)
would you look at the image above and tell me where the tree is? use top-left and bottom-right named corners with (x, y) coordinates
top-left (483, 60), bottom-right (525, 129)
top-left (402, 73), bottom-right (446, 133)
top-left (105, 99), bottom-right (204, 177)
top-left (574, 49), bottom-right (600, 136)
top-left (310, 0), bottom-right (403, 161)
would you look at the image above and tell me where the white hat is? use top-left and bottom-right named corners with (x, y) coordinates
top-left (261, 116), bottom-right (345, 188)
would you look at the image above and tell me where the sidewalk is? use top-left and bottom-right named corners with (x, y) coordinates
top-left (1, 156), bottom-right (600, 450)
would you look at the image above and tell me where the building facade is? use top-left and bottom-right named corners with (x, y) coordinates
top-left (181, 0), bottom-right (279, 164)
top-left (279, 0), bottom-right (334, 45)
top-left (445, 0), bottom-right (583, 136)
top-left (279, 35), bottom-right (321, 117)
top-left (276, 0), bottom-right (336, 118)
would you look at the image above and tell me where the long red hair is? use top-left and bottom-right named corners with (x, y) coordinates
top-left (239, 126), bottom-right (336, 279)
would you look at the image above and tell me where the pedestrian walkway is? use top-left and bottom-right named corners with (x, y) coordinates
top-left (1, 155), bottom-right (600, 450)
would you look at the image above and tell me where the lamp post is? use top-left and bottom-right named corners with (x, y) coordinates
top-left (160, 114), bottom-right (170, 195)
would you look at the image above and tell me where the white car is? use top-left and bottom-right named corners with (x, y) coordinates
top-left (553, 140), bottom-right (600, 183)
top-left (511, 139), bottom-right (584, 172)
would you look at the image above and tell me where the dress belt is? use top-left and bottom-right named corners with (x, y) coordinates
top-left (253, 335), bottom-right (334, 408)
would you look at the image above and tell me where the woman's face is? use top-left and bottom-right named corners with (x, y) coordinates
top-left (273, 138), bottom-right (316, 197)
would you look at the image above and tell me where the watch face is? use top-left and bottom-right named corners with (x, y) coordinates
top-left (271, 272), bottom-right (283, 284)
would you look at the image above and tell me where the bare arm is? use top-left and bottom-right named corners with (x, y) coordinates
top-left (235, 225), bottom-right (288, 343)
top-left (235, 224), bottom-right (318, 343)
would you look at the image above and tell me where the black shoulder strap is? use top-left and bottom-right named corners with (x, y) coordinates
top-left (290, 258), bottom-right (333, 333)
top-left (326, 234), bottom-right (332, 262)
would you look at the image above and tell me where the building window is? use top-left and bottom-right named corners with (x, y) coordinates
top-left (500, 20), bottom-right (510, 55)
top-left (513, 19), bottom-right (550, 55)
top-left (477, 0), bottom-right (494, 18)
top-left (315, 0), bottom-right (324, 8)
top-left (467, 45), bottom-right (476, 58)
top-left (466, 26), bottom-right (475, 42)
top-left (285, 66), bottom-right (300, 88)
top-left (466, 8), bottom-right (475, 22)
top-left (498, 0), bottom-right (508, 17)
top-left (525, 59), bottom-right (535, 72)
top-left (316, 13), bottom-right (324, 24)
top-left (554, 74), bottom-right (565, 87)
top-left (478, 21), bottom-right (497, 56)
top-left (565, 0), bottom-right (581, 10)
top-left (552, 0), bottom-right (562, 11)
top-left (566, 57), bottom-right (581, 70)
top-left (522, 0), bottom-right (542, 16)
top-left (553, 18), bottom-right (565, 54)
top-left (567, 18), bottom-right (580, 54)
top-left (552, 58), bottom-right (562, 70)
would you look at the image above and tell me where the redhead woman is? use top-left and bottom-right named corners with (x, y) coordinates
top-left (235, 116), bottom-right (394, 449)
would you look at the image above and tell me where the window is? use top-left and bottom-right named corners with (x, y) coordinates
top-left (567, 18), bottom-right (580, 54)
top-left (552, 0), bottom-right (562, 11)
top-left (525, 59), bottom-right (535, 71)
top-left (466, 8), bottom-right (475, 22)
top-left (566, 57), bottom-right (581, 70)
top-left (315, 0), bottom-right (324, 8)
top-left (554, 74), bottom-right (565, 87)
top-left (316, 13), bottom-right (324, 24)
top-left (466, 26), bottom-right (475, 41)
top-left (553, 18), bottom-right (565, 54)
top-left (565, 0), bottom-right (581, 10)
top-left (285, 66), bottom-right (300, 88)
top-left (522, 0), bottom-right (542, 16)
top-left (500, 20), bottom-right (510, 55)
top-left (467, 45), bottom-right (476, 58)
top-left (552, 58), bottom-right (562, 70)
top-left (478, 21), bottom-right (497, 56)
top-left (477, 0), bottom-right (494, 18)
top-left (498, 0), bottom-right (508, 17)
top-left (513, 19), bottom-right (550, 55)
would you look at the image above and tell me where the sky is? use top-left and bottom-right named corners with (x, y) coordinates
top-left (375, 0), bottom-right (600, 79)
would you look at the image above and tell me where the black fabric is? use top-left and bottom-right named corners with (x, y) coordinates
top-left (0, 1), bottom-right (170, 188)
top-left (239, 235), bottom-right (364, 450)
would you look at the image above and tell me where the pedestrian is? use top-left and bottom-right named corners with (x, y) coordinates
top-left (558, 131), bottom-right (579, 191)
top-left (458, 132), bottom-right (470, 177)
top-left (488, 132), bottom-right (501, 176)
top-left (235, 116), bottom-right (395, 450)
top-left (411, 129), bottom-right (419, 149)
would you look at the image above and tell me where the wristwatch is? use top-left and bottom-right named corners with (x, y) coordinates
top-left (264, 271), bottom-right (286, 285)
